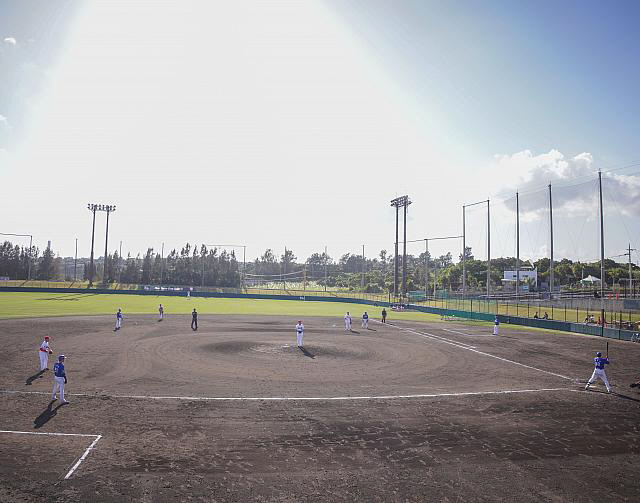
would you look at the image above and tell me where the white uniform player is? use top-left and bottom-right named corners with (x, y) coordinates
top-left (158, 304), bottom-right (164, 321)
top-left (362, 312), bottom-right (369, 329)
top-left (39, 336), bottom-right (51, 371)
top-left (296, 321), bottom-right (304, 347)
top-left (344, 312), bottom-right (352, 331)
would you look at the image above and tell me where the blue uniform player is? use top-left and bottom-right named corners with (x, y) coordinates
top-left (493, 316), bottom-right (499, 335)
top-left (585, 352), bottom-right (611, 393)
top-left (115, 308), bottom-right (123, 331)
top-left (52, 355), bottom-right (69, 404)
top-left (191, 308), bottom-right (198, 331)
top-left (362, 312), bottom-right (369, 329)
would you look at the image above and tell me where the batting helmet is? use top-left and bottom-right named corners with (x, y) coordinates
top-left (596, 352), bottom-right (602, 357)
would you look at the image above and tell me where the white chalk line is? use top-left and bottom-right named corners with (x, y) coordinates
top-left (0, 430), bottom-right (102, 480)
top-left (439, 326), bottom-right (499, 337)
top-left (378, 320), bottom-right (575, 381)
top-left (0, 387), bottom-right (570, 401)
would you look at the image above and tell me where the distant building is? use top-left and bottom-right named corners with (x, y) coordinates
top-left (63, 257), bottom-right (85, 281)
top-left (502, 268), bottom-right (537, 291)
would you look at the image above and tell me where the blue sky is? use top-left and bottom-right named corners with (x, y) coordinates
top-left (1, 1), bottom-right (638, 266)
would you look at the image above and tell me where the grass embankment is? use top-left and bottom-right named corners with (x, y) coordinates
top-left (0, 292), bottom-right (438, 322)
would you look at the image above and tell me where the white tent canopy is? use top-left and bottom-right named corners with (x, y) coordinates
top-left (580, 275), bottom-right (601, 284)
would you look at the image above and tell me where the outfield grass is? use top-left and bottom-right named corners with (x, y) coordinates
top-left (0, 292), bottom-right (440, 322)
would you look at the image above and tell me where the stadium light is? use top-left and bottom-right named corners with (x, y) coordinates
top-left (390, 196), bottom-right (411, 299)
top-left (87, 203), bottom-right (116, 287)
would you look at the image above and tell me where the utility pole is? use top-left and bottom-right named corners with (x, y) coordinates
top-left (160, 242), bottom-right (164, 287)
top-left (598, 171), bottom-right (605, 331)
top-left (486, 199), bottom-right (490, 299)
top-left (549, 184), bottom-right (554, 298)
top-left (361, 244), bottom-right (365, 290)
top-left (324, 245), bottom-right (327, 292)
top-left (87, 204), bottom-right (97, 287)
top-left (623, 243), bottom-right (636, 296)
top-left (462, 205), bottom-right (466, 299)
top-left (425, 239), bottom-right (429, 301)
top-left (118, 240), bottom-right (122, 284)
top-left (516, 191), bottom-right (520, 301)
top-left (74, 238), bottom-right (78, 282)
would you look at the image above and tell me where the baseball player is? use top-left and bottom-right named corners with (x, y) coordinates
top-left (158, 304), bottom-right (164, 321)
top-left (585, 351), bottom-right (612, 393)
top-left (493, 316), bottom-right (499, 335)
top-left (362, 312), bottom-right (369, 329)
top-left (344, 312), bottom-right (352, 332)
top-left (296, 320), bottom-right (304, 347)
top-left (191, 308), bottom-right (198, 331)
top-left (381, 308), bottom-right (387, 323)
top-left (52, 355), bottom-right (69, 404)
top-left (38, 336), bottom-right (53, 371)
top-left (115, 308), bottom-right (123, 331)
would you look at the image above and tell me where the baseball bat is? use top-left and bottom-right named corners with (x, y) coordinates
top-left (606, 341), bottom-right (609, 358)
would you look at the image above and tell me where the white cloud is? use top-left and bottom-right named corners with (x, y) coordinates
top-left (494, 149), bottom-right (640, 218)
top-left (0, 114), bottom-right (7, 125)
top-left (3, 36), bottom-right (17, 45)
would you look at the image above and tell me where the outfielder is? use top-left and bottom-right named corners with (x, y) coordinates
top-left (296, 320), bottom-right (304, 347)
top-left (39, 336), bottom-right (53, 371)
top-left (115, 308), bottom-right (123, 331)
top-left (493, 316), bottom-right (499, 335)
top-left (585, 351), bottom-right (611, 393)
top-left (362, 312), bottom-right (369, 329)
top-left (344, 312), bottom-right (352, 331)
top-left (52, 355), bottom-right (69, 404)
top-left (381, 308), bottom-right (387, 323)
top-left (158, 304), bottom-right (164, 321)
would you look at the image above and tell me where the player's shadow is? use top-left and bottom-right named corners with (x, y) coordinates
top-left (349, 330), bottom-right (360, 335)
top-left (25, 370), bottom-right (46, 386)
top-left (613, 392), bottom-right (640, 403)
top-left (299, 346), bottom-right (315, 359)
top-left (33, 401), bottom-right (65, 429)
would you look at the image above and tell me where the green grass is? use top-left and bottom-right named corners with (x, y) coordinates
top-left (0, 292), bottom-right (440, 322)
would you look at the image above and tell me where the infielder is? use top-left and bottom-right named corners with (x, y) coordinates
top-left (362, 312), bottom-right (369, 329)
top-left (493, 316), bottom-right (499, 335)
top-left (158, 304), bottom-right (164, 321)
top-left (381, 308), bottom-right (387, 323)
top-left (115, 308), bottom-right (123, 331)
top-left (585, 351), bottom-right (611, 393)
top-left (38, 336), bottom-right (53, 371)
top-left (191, 308), bottom-right (198, 331)
top-left (296, 320), bottom-right (304, 347)
top-left (52, 355), bottom-right (69, 404)
top-left (344, 312), bottom-right (352, 331)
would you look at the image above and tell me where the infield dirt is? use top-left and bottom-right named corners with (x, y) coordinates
top-left (1, 314), bottom-right (639, 502)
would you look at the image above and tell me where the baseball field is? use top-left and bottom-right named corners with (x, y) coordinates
top-left (1, 292), bottom-right (639, 502)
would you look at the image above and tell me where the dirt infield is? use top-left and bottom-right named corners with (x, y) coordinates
top-left (1, 314), bottom-right (639, 502)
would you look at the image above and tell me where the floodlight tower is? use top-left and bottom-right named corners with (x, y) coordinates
top-left (390, 195), bottom-right (411, 299)
top-left (87, 203), bottom-right (116, 287)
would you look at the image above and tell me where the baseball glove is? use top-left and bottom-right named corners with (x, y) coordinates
top-left (49, 350), bottom-right (53, 355)
top-left (64, 377), bottom-right (67, 384)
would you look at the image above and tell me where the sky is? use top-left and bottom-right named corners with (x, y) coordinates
top-left (1, 0), bottom-right (639, 265)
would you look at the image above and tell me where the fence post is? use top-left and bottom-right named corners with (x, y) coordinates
top-left (551, 305), bottom-right (554, 320)
top-left (527, 303), bottom-right (530, 318)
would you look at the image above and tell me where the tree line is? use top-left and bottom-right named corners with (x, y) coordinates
top-left (1, 239), bottom-right (638, 292)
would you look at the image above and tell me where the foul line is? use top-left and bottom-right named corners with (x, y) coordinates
top-left (0, 388), bottom-right (569, 401)
top-left (377, 320), bottom-right (574, 381)
top-left (0, 430), bottom-right (102, 479)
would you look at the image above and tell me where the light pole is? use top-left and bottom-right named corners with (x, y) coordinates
top-left (87, 204), bottom-right (116, 287)
top-left (390, 195), bottom-right (411, 299)
top-left (462, 199), bottom-right (489, 300)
